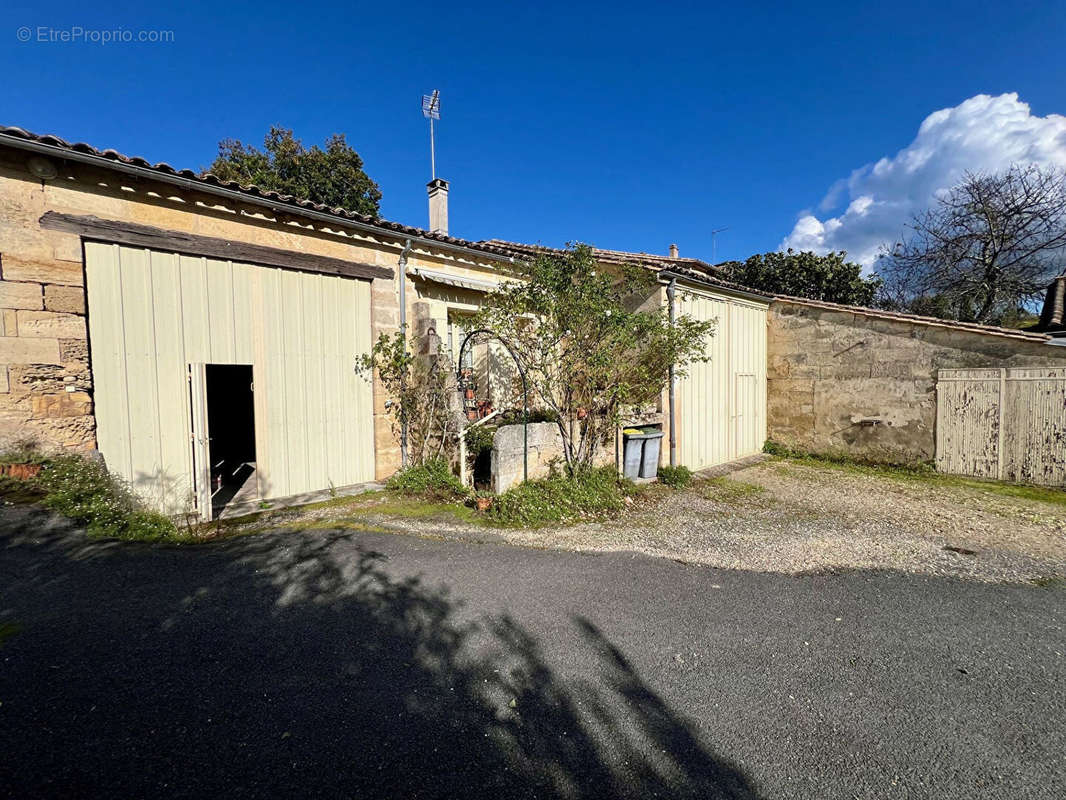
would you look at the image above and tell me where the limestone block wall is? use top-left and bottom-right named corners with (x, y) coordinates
top-left (767, 300), bottom-right (1066, 463)
top-left (0, 158), bottom-right (92, 450)
top-left (491, 422), bottom-right (616, 493)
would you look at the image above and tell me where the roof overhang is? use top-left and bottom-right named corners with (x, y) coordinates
top-left (658, 269), bottom-right (772, 304)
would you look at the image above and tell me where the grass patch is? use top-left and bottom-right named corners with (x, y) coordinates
top-left (763, 440), bottom-right (934, 475)
top-left (1030, 576), bottom-right (1066, 589)
top-left (488, 467), bottom-right (635, 527)
top-left (697, 477), bottom-right (767, 504)
top-left (763, 440), bottom-right (1066, 508)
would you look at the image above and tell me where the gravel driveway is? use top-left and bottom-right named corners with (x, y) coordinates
top-left (331, 458), bottom-right (1066, 584)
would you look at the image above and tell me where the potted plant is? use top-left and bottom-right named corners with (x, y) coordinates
top-left (1, 462), bottom-right (42, 480)
top-left (0, 441), bottom-right (46, 480)
top-left (472, 490), bottom-right (494, 512)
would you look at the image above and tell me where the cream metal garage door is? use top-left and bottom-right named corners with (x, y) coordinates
top-left (85, 242), bottom-right (375, 516)
top-left (677, 288), bottom-right (767, 471)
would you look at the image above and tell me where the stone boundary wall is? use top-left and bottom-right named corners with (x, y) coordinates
top-left (767, 299), bottom-right (1066, 464)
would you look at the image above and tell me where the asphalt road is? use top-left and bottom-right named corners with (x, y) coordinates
top-left (1, 506), bottom-right (1064, 799)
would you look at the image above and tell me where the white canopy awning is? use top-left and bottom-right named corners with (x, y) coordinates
top-left (408, 267), bottom-right (498, 293)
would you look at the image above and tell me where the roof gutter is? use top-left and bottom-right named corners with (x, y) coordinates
top-left (666, 277), bottom-right (678, 468)
top-left (657, 269), bottom-right (771, 304)
top-left (0, 133), bottom-right (515, 267)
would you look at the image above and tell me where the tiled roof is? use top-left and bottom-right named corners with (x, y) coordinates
top-left (478, 240), bottom-right (771, 299)
top-left (775, 295), bottom-right (1053, 343)
top-left (481, 238), bottom-right (722, 273)
top-left (0, 125), bottom-right (517, 260)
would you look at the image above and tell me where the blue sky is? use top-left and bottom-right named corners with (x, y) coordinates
top-left (3, 0), bottom-right (1066, 265)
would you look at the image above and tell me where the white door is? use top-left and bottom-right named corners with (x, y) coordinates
top-left (734, 373), bottom-right (757, 457)
top-left (85, 242), bottom-right (376, 513)
top-left (677, 289), bottom-right (768, 470)
top-left (187, 364), bottom-right (212, 520)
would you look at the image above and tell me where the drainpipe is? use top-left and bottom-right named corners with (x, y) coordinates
top-left (667, 277), bottom-right (678, 467)
top-left (398, 238), bottom-right (412, 467)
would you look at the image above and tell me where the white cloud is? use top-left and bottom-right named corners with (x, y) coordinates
top-left (781, 93), bottom-right (1066, 266)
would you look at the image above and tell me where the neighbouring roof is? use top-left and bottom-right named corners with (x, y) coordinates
top-left (0, 125), bottom-right (517, 261)
top-left (481, 239), bottom-right (721, 273)
top-left (479, 239), bottom-right (772, 301)
top-left (775, 295), bottom-right (1053, 343)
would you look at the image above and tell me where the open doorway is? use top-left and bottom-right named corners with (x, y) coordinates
top-left (204, 364), bottom-right (257, 517)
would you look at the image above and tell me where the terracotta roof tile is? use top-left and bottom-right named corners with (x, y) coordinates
top-left (481, 238), bottom-right (722, 273)
top-left (0, 125), bottom-right (517, 259)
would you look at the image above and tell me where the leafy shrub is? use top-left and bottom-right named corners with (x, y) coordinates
top-left (494, 408), bottom-right (561, 426)
top-left (386, 458), bottom-right (470, 500)
top-left (657, 464), bottom-right (692, 488)
top-left (464, 425), bottom-right (496, 456)
top-left (488, 466), bottom-right (633, 526)
top-left (35, 454), bottom-right (177, 540)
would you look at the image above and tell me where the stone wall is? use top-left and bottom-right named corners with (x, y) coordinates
top-left (0, 160), bottom-right (93, 450)
top-left (767, 299), bottom-right (1066, 463)
top-left (491, 422), bottom-right (617, 493)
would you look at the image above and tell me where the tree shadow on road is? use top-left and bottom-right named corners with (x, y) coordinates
top-left (0, 510), bottom-right (759, 798)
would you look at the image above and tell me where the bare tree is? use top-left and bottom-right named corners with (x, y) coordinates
top-left (877, 165), bottom-right (1066, 324)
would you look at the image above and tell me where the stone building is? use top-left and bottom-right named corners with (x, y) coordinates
top-left (0, 125), bottom-right (769, 517)
top-left (0, 126), bottom-right (521, 516)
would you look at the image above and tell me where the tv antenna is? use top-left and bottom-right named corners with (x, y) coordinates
top-left (422, 89), bottom-right (441, 180)
top-left (711, 226), bottom-right (729, 262)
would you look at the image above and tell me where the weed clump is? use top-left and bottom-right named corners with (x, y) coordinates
top-left (488, 466), bottom-right (634, 526)
top-left (386, 458), bottom-right (470, 501)
top-left (657, 464), bottom-right (693, 488)
top-left (34, 454), bottom-right (177, 540)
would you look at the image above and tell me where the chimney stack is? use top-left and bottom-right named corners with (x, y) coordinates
top-left (427, 178), bottom-right (449, 235)
top-left (669, 243), bottom-right (679, 258)
top-left (1035, 274), bottom-right (1066, 332)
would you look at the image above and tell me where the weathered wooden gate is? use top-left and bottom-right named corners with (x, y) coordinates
top-left (936, 368), bottom-right (1066, 486)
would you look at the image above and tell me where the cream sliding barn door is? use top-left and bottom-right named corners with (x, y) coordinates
top-left (677, 289), bottom-right (767, 471)
top-left (84, 242), bottom-right (375, 512)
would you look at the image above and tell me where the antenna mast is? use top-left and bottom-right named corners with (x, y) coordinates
top-left (422, 89), bottom-right (441, 180)
top-left (711, 226), bottom-right (729, 262)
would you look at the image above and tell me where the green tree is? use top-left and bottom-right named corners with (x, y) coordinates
top-left (203, 126), bottom-right (382, 216)
top-left (470, 245), bottom-right (715, 471)
top-left (721, 249), bottom-right (881, 305)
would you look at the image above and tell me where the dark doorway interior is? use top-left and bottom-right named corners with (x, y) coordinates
top-left (205, 364), bottom-right (257, 515)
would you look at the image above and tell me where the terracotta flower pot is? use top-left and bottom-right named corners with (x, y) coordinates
top-left (2, 463), bottom-right (42, 480)
top-left (475, 496), bottom-right (493, 512)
